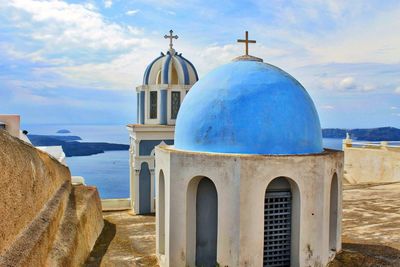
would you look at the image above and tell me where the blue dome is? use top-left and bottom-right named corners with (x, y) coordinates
top-left (174, 60), bottom-right (323, 155)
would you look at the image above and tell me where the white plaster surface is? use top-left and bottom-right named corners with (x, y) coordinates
top-left (0, 114), bottom-right (20, 138)
top-left (344, 146), bottom-right (400, 184)
top-left (155, 146), bottom-right (343, 267)
top-left (127, 125), bottom-right (175, 214)
top-left (137, 84), bottom-right (192, 125)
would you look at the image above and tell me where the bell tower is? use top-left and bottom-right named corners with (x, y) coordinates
top-left (127, 30), bottom-right (198, 214)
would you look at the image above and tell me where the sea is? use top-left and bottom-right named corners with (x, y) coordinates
top-left (24, 124), bottom-right (343, 199)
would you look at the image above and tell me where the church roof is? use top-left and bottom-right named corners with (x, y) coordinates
top-left (174, 59), bottom-right (324, 155)
top-left (142, 49), bottom-right (198, 86)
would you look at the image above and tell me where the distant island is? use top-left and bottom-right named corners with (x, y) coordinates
top-left (322, 127), bottom-right (400, 141)
top-left (56, 129), bottom-right (71, 133)
top-left (28, 134), bottom-right (129, 157)
top-left (29, 135), bottom-right (83, 142)
top-left (29, 127), bottom-right (399, 157)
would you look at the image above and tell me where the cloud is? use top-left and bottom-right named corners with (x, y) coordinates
top-left (391, 106), bottom-right (398, 110)
top-left (394, 86), bottom-right (400, 94)
top-left (320, 105), bottom-right (335, 110)
top-left (339, 77), bottom-right (356, 90)
top-left (133, 0), bottom-right (178, 8)
top-left (2, 0), bottom-right (400, 126)
top-left (308, 7), bottom-right (400, 65)
top-left (1, 0), bottom-right (155, 91)
top-left (165, 10), bottom-right (176, 15)
top-left (0, 43), bottom-right (46, 63)
top-left (319, 76), bottom-right (375, 92)
top-left (104, 0), bottom-right (112, 8)
top-left (41, 48), bottom-right (159, 90)
top-left (251, 1), bottom-right (400, 66)
top-left (6, 0), bottom-right (147, 53)
top-left (337, 77), bottom-right (374, 91)
top-left (192, 43), bottom-right (288, 76)
top-left (126, 9), bottom-right (140, 16)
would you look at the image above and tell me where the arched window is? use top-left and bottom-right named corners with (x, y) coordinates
top-left (329, 173), bottom-right (339, 251)
top-left (264, 177), bottom-right (300, 267)
top-left (171, 91), bottom-right (181, 119)
top-left (150, 91), bottom-right (157, 119)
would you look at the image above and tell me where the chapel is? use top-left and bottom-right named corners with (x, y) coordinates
top-left (155, 32), bottom-right (343, 267)
top-left (127, 30), bottom-right (198, 214)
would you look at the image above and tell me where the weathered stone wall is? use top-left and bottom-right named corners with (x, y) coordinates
top-left (0, 129), bottom-right (71, 254)
top-left (46, 185), bottom-right (104, 267)
top-left (344, 147), bottom-right (400, 184)
top-left (0, 129), bottom-right (104, 267)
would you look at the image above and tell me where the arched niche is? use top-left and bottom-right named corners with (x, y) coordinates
top-left (158, 170), bottom-right (166, 254)
top-left (264, 176), bottom-right (301, 267)
top-left (186, 176), bottom-right (218, 267)
top-left (329, 173), bottom-right (339, 251)
top-left (139, 162), bottom-right (151, 214)
top-left (171, 64), bottom-right (179, 84)
top-left (156, 70), bottom-right (162, 84)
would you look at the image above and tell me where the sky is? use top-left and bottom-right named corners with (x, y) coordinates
top-left (0, 0), bottom-right (399, 128)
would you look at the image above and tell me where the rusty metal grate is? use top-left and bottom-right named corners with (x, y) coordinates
top-left (264, 191), bottom-right (291, 267)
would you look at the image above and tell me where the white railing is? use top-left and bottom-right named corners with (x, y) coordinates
top-left (344, 140), bottom-right (400, 149)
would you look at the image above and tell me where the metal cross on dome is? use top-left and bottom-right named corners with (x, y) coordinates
top-left (164, 30), bottom-right (178, 50)
top-left (237, 31), bottom-right (256, 56)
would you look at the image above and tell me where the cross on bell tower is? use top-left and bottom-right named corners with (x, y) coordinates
top-left (164, 30), bottom-right (178, 50)
top-left (237, 31), bottom-right (256, 56)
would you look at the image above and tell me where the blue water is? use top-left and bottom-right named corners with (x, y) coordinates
top-left (23, 124), bottom-right (343, 199)
top-left (23, 124), bottom-right (130, 144)
top-left (323, 138), bottom-right (343, 150)
top-left (25, 124), bottom-right (130, 199)
top-left (66, 150), bottom-right (129, 199)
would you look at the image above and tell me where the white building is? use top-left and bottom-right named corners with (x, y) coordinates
top-left (0, 114), bottom-right (30, 143)
top-left (155, 38), bottom-right (343, 267)
top-left (0, 114), bottom-right (67, 165)
top-left (127, 30), bottom-right (198, 214)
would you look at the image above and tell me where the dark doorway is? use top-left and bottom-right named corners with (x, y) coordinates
top-left (196, 177), bottom-right (218, 267)
top-left (329, 173), bottom-right (339, 251)
top-left (139, 162), bottom-right (151, 214)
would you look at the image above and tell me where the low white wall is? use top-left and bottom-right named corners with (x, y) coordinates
top-left (344, 146), bottom-right (400, 184)
top-left (36, 146), bottom-right (66, 165)
top-left (101, 198), bottom-right (131, 211)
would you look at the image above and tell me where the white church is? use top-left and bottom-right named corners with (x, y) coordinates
top-left (127, 30), bottom-right (198, 214)
top-left (131, 31), bottom-right (343, 267)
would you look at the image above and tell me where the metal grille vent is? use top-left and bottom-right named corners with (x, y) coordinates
top-left (264, 191), bottom-right (291, 267)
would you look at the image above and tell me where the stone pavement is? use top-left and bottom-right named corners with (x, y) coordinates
top-left (86, 182), bottom-right (400, 267)
top-left (342, 182), bottom-right (400, 250)
top-left (330, 182), bottom-right (400, 266)
top-left (85, 211), bottom-right (158, 267)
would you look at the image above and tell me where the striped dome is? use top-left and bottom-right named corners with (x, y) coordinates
top-left (143, 49), bottom-right (198, 85)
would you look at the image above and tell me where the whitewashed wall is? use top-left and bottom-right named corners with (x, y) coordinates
top-left (155, 146), bottom-right (343, 267)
